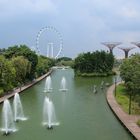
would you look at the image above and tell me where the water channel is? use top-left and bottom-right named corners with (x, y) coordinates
top-left (0, 69), bottom-right (133, 140)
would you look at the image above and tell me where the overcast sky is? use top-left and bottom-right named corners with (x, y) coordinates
top-left (0, 0), bottom-right (140, 58)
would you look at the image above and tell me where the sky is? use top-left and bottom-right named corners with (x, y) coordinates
top-left (0, 0), bottom-right (140, 58)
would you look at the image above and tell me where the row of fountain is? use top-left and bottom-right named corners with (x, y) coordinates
top-left (0, 75), bottom-right (68, 135)
top-left (1, 72), bottom-right (114, 135)
top-left (1, 71), bottom-right (113, 135)
top-left (44, 76), bottom-right (67, 92)
top-left (43, 76), bottom-right (110, 130)
top-left (1, 93), bottom-right (27, 135)
top-left (42, 75), bottom-right (68, 129)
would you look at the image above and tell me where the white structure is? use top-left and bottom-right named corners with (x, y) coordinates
top-left (47, 43), bottom-right (54, 58)
top-left (36, 26), bottom-right (63, 58)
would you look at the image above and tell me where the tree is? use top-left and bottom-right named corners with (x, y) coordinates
top-left (120, 54), bottom-right (140, 93)
top-left (56, 57), bottom-right (74, 67)
top-left (74, 51), bottom-right (114, 76)
top-left (12, 56), bottom-right (31, 87)
top-left (0, 45), bottom-right (56, 96)
top-left (120, 54), bottom-right (140, 114)
top-left (57, 57), bottom-right (72, 62)
top-left (4, 45), bottom-right (38, 80)
top-left (0, 48), bottom-right (6, 55)
top-left (36, 56), bottom-right (50, 77)
top-left (0, 55), bottom-right (16, 92)
top-left (3, 45), bottom-right (20, 58)
top-left (19, 45), bottom-right (38, 80)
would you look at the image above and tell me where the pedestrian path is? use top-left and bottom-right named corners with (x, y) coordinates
top-left (0, 70), bottom-right (52, 104)
top-left (106, 84), bottom-right (140, 140)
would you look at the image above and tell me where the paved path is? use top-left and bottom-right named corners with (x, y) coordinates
top-left (0, 70), bottom-right (52, 104)
top-left (106, 84), bottom-right (140, 140)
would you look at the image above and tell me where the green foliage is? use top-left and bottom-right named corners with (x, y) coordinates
top-left (12, 56), bottom-right (31, 85)
top-left (57, 57), bottom-right (72, 62)
top-left (56, 60), bottom-right (74, 67)
top-left (0, 88), bottom-right (4, 96)
top-left (3, 45), bottom-right (20, 58)
top-left (36, 56), bottom-right (50, 77)
top-left (0, 45), bottom-right (55, 96)
top-left (47, 58), bottom-right (56, 68)
top-left (4, 45), bottom-right (38, 80)
top-left (74, 51), bottom-right (114, 76)
top-left (0, 55), bottom-right (16, 92)
top-left (0, 48), bottom-right (6, 55)
top-left (137, 120), bottom-right (140, 127)
top-left (60, 60), bottom-right (74, 67)
top-left (116, 84), bottom-right (140, 114)
top-left (56, 57), bottom-right (74, 67)
top-left (120, 54), bottom-right (140, 94)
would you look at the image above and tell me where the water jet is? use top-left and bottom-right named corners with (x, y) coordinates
top-left (42, 97), bottom-right (59, 129)
top-left (93, 85), bottom-right (97, 93)
top-left (1, 99), bottom-right (17, 135)
top-left (44, 76), bottom-right (52, 93)
top-left (59, 77), bottom-right (68, 91)
top-left (13, 93), bottom-right (27, 122)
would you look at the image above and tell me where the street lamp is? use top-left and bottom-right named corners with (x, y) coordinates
top-left (114, 76), bottom-right (117, 97)
top-left (129, 91), bottom-right (133, 114)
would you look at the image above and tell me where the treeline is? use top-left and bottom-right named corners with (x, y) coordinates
top-left (0, 45), bottom-right (54, 95)
top-left (55, 57), bottom-right (74, 67)
top-left (73, 51), bottom-right (115, 77)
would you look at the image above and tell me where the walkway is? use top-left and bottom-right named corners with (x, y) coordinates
top-left (106, 84), bottom-right (140, 140)
top-left (0, 70), bottom-right (52, 104)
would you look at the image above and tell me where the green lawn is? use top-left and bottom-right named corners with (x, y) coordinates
top-left (115, 84), bottom-right (140, 115)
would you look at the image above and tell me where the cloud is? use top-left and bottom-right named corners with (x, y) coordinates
top-left (0, 0), bottom-right (57, 18)
top-left (116, 1), bottom-right (140, 19)
top-left (0, 0), bottom-right (140, 57)
top-left (121, 7), bottom-right (138, 18)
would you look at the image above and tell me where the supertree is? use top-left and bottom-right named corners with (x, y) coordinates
top-left (118, 47), bottom-right (135, 58)
top-left (101, 42), bottom-right (121, 54)
top-left (131, 42), bottom-right (140, 48)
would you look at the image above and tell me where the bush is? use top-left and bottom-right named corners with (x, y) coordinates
top-left (0, 88), bottom-right (4, 96)
top-left (74, 51), bottom-right (114, 77)
top-left (137, 120), bottom-right (140, 127)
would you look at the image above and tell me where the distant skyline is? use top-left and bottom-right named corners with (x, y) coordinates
top-left (0, 0), bottom-right (140, 58)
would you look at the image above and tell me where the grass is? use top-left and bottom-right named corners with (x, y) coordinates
top-left (115, 84), bottom-right (140, 115)
top-left (75, 71), bottom-right (116, 77)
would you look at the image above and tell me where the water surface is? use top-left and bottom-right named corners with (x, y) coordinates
top-left (0, 69), bottom-right (133, 140)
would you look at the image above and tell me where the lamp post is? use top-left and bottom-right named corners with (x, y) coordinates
top-left (114, 76), bottom-right (117, 97)
top-left (129, 92), bottom-right (132, 114)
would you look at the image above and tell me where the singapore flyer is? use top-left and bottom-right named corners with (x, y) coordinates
top-left (35, 26), bottom-right (63, 59)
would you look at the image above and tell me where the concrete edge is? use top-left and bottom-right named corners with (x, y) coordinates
top-left (0, 69), bottom-right (53, 104)
top-left (106, 83), bottom-right (140, 140)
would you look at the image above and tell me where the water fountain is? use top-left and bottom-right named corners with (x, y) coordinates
top-left (62, 67), bottom-right (65, 70)
top-left (13, 93), bottom-right (27, 122)
top-left (44, 76), bottom-right (52, 92)
top-left (105, 83), bottom-right (110, 87)
top-left (59, 77), bottom-right (68, 91)
top-left (1, 99), bottom-right (17, 135)
top-left (93, 85), bottom-right (97, 93)
top-left (101, 81), bottom-right (104, 89)
top-left (42, 97), bottom-right (59, 129)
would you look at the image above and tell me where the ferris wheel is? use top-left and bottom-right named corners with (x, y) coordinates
top-left (35, 26), bottom-right (63, 59)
